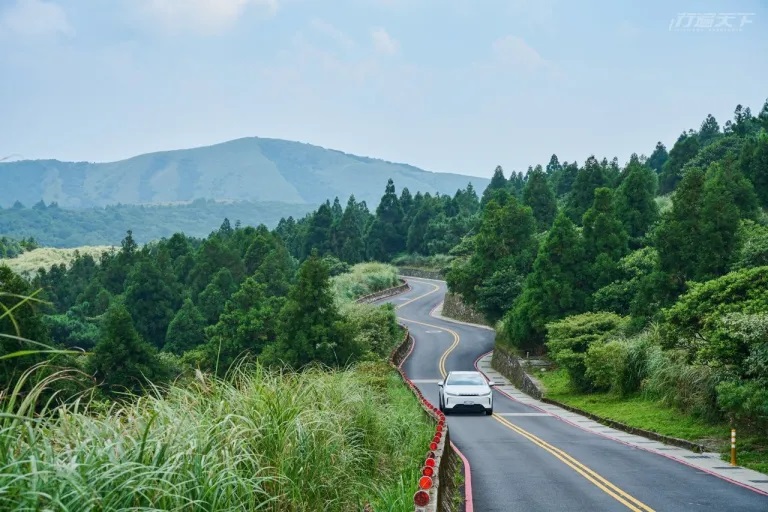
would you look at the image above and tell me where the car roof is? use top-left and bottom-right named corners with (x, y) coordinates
top-left (449, 371), bottom-right (483, 375)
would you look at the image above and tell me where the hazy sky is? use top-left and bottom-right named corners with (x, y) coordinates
top-left (1, 0), bottom-right (766, 178)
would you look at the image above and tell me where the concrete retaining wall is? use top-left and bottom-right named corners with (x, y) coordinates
top-left (441, 292), bottom-right (491, 327)
top-left (355, 280), bottom-right (410, 304)
top-left (397, 267), bottom-right (445, 280)
top-left (490, 346), bottom-right (545, 400)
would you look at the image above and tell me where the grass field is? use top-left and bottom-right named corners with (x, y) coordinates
top-left (0, 245), bottom-right (114, 276)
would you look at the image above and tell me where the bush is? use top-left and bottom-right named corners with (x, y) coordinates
top-left (340, 302), bottom-right (400, 360)
top-left (391, 253), bottom-right (453, 272)
top-left (545, 312), bottom-right (629, 391)
top-left (332, 263), bottom-right (399, 303)
top-left (585, 340), bottom-right (627, 392)
top-left (643, 349), bottom-right (722, 420)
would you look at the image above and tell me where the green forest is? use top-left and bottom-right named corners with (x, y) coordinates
top-left (1, 98), bottom-right (768, 505)
top-left (443, 101), bottom-right (768, 436)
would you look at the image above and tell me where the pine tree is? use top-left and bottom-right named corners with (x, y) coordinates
top-left (565, 156), bottom-right (608, 224)
top-left (304, 201), bottom-right (333, 257)
top-left (522, 165), bottom-right (557, 232)
top-left (88, 303), bottom-right (164, 395)
top-left (337, 195), bottom-right (366, 263)
top-left (615, 154), bottom-right (659, 247)
top-left (741, 133), bottom-right (768, 208)
top-left (197, 268), bottom-right (238, 324)
top-left (164, 298), bottom-right (206, 355)
top-left (698, 114), bottom-right (721, 146)
top-left (654, 167), bottom-right (706, 287)
top-left (659, 133), bottom-right (700, 194)
top-left (505, 212), bottom-right (589, 350)
top-left (204, 278), bottom-right (283, 374)
top-left (647, 142), bottom-right (668, 174)
top-left (265, 252), bottom-right (355, 368)
top-left (582, 188), bottom-right (628, 290)
top-left (124, 259), bottom-right (180, 349)
top-left (365, 179), bottom-right (406, 261)
top-left (481, 166), bottom-right (508, 206)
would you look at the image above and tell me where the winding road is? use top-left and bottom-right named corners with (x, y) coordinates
top-left (380, 277), bottom-right (768, 512)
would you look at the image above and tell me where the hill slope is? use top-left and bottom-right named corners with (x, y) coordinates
top-left (0, 138), bottom-right (488, 208)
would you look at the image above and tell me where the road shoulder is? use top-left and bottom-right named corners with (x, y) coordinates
top-left (475, 351), bottom-right (768, 497)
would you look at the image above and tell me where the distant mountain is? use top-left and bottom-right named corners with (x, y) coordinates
top-left (0, 137), bottom-right (489, 209)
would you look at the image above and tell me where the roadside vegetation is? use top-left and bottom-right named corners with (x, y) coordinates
top-left (439, 100), bottom-right (768, 472)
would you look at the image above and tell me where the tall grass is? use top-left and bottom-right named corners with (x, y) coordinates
top-left (332, 263), bottom-right (399, 303)
top-left (0, 361), bottom-right (432, 511)
top-left (0, 246), bottom-right (113, 276)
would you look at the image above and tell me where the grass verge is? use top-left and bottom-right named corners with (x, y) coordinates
top-left (0, 361), bottom-right (433, 511)
top-left (538, 369), bottom-right (768, 474)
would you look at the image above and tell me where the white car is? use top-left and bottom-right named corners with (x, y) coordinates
top-left (438, 371), bottom-right (495, 415)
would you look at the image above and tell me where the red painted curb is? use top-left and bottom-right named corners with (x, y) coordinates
top-left (473, 352), bottom-right (768, 498)
top-left (451, 441), bottom-right (473, 512)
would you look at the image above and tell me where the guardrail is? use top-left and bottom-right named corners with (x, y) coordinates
top-left (356, 276), bottom-right (461, 510)
top-left (355, 280), bottom-right (410, 304)
top-left (389, 326), bottom-right (461, 511)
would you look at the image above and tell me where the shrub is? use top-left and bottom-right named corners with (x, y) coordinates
top-left (585, 339), bottom-right (627, 392)
top-left (332, 263), bottom-right (399, 303)
top-left (545, 312), bottom-right (629, 391)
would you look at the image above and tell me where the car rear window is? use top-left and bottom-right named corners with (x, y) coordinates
top-left (447, 374), bottom-right (485, 386)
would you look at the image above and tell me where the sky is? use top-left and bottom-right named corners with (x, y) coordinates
top-left (1, 0), bottom-right (767, 179)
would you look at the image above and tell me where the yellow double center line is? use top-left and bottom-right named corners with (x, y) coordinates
top-left (396, 278), bottom-right (656, 512)
top-left (493, 414), bottom-right (655, 511)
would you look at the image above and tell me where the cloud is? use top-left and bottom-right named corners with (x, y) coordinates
top-left (0, 0), bottom-right (73, 38)
top-left (137, 0), bottom-right (277, 35)
top-left (371, 27), bottom-right (399, 55)
top-left (311, 19), bottom-right (355, 50)
top-left (492, 35), bottom-right (551, 74)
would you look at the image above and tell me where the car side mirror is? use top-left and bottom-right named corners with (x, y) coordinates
top-left (488, 381), bottom-right (496, 387)
top-left (437, 382), bottom-right (443, 387)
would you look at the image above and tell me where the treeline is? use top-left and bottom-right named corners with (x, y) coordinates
top-left (0, 236), bottom-right (38, 258)
top-left (0, 199), bottom-right (314, 246)
top-left (274, 179), bottom-right (480, 263)
top-left (1, 221), bottom-right (402, 399)
top-left (448, 99), bottom-right (768, 429)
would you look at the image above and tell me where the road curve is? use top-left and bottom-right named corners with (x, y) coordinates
top-left (379, 277), bottom-right (768, 512)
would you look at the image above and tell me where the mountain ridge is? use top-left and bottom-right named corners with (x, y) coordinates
top-left (0, 137), bottom-right (489, 209)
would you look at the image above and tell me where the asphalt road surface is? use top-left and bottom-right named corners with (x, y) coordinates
top-left (381, 277), bottom-right (768, 512)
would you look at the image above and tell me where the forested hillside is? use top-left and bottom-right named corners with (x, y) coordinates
top-left (0, 199), bottom-right (315, 246)
top-left (443, 100), bottom-right (768, 433)
top-left (0, 137), bottom-right (488, 208)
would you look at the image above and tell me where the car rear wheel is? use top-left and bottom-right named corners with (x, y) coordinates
top-left (485, 407), bottom-right (493, 416)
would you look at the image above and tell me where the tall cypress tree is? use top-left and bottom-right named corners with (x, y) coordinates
top-left (647, 142), bottom-right (669, 174)
top-left (565, 156), bottom-right (608, 224)
top-left (522, 165), bottom-right (557, 232)
top-left (365, 179), bottom-right (405, 261)
top-left (481, 166), bottom-right (508, 206)
top-left (659, 132), bottom-right (700, 194)
top-left (582, 188), bottom-right (628, 290)
top-left (267, 252), bottom-right (355, 368)
top-left (615, 154), bottom-right (660, 247)
top-left (505, 212), bottom-right (588, 350)
top-left (88, 302), bottom-right (164, 395)
top-left (164, 298), bottom-right (206, 355)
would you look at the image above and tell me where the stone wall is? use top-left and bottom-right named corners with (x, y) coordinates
top-left (355, 280), bottom-right (410, 304)
top-left (441, 291), bottom-right (491, 327)
top-left (397, 267), bottom-right (445, 280)
top-left (491, 346), bottom-right (545, 400)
